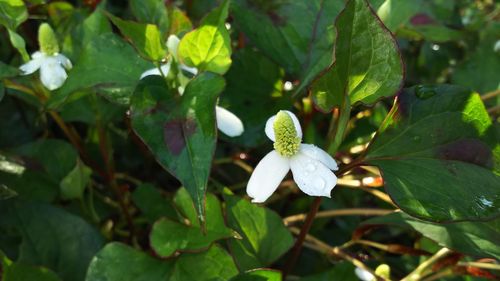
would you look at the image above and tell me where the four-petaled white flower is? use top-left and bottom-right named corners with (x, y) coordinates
top-left (140, 35), bottom-right (244, 137)
top-left (19, 23), bottom-right (72, 91)
top-left (246, 110), bottom-right (338, 203)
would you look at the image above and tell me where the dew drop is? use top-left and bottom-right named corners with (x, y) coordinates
top-left (314, 178), bottom-right (326, 189)
top-left (415, 85), bottom-right (436, 100)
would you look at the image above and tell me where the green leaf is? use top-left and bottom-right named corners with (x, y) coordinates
top-left (130, 74), bottom-right (225, 220)
top-left (376, 0), bottom-right (422, 32)
top-left (300, 262), bottom-right (357, 281)
top-left (0, 0), bottom-right (27, 29)
top-left (52, 33), bottom-right (151, 107)
top-left (108, 14), bottom-right (166, 61)
top-left (130, 0), bottom-right (169, 34)
top-left (223, 194), bottom-right (294, 270)
top-left (85, 242), bottom-right (173, 281)
top-left (452, 23), bottom-right (500, 94)
top-left (365, 85), bottom-right (499, 222)
top-left (0, 61), bottom-right (19, 78)
top-left (0, 184), bottom-right (17, 200)
top-left (150, 188), bottom-right (234, 257)
top-left (178, 0), bottom-right (231, 74)
top-left (7, 29), bottom-right (29, 62)
top-left (131, 183), bottom-right (177, 223)
top-left (230, 270), bottom-right (282, 281)
top-left (311, 0), bottom-right (403, 111)
top-left (11, 139), bottom-right (78, 181)
top-left (168, 6), bottom-right (192, 36)
top-left (171, 244), bottom-right (238, 281)
top-left (86, 243), bottom-right (238, 281)
top-left (231, 0), bottom-right (344, 92)
top-left (360, 212), bottom-right (500, 259)
top-left (220, 48), bottom-right (290, 147)
top-left (0, 200), bottom-right (104, 281)
top-left (59, 159), bottom-right (92, 200)
top-left (3, 263), bottom-right (62, 281)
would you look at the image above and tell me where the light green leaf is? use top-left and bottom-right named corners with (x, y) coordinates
top-left (376, 0), bottom-right (422, 32)
top-left (311, 0), bottom-right (403, 111)
top-left (178, 0), bottom-right (231, 74)
top-left (150, 188), bottom-right (234, 257)
top-left (360, 212), bottom-right (500, 259)
top-left (52, 33), bottom-right (151, 107)
top-left (7, 29), bottom-right (29, 62)
top-left (0, 0), bottom-right (27, 29)
top-left (365, 85), bottom-right (499, 222)
top-left (59, 159), bottom-right (92, 200)
top-left (223, 194), bottom-right (293, 270)
top-left (108, 14), bottom-right (166, 61)
top-left (231, 0), bottom-right (344, 93)
top-left (130, 74), bottom-right (225, 220)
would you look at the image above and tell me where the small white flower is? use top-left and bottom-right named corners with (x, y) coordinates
top-left (140, 35), bottom-right (244, 137)
top-left (355, 267), bottom-right (375, 281)
top-left (246, 110), bottom-right (338, 203)
top-left (19, 23), bottom-right (71, 91)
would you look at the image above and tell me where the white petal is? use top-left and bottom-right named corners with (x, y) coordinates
top-left (39, 57), bottom-right (68, 90)
top-left (55, 54), bottom-right (72, 70)
top-left (265, 110), bottom-right (302, 142)
top-left (31, 51), bottom-right (44, 59)
top-left (166, 35), bottom-right (180, 57)
top-left (247, 150), bottom-right (290, 203)
top-left (355, 267), bottom-right (375, 281)
top-left (216, 106), bottom-right (244, 137)
top-left (19, 58), bottom-right (42, 75)
top-left (290, 152), bottom-right (337, 198)
top-left (300, 144), bottom-right (338, 171)
top-left (180, 64), bottom-right (198, 76)
top-left (140, 62), bottom-right (171, 79)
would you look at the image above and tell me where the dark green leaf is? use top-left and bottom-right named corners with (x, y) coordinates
top-left (85, 242), bottom-right (173, 281)
top-left (232, 0), bottom-right (344, 92)
top-left (360, 212), bottom-right (500, 259)
top-left (130, 0), bottom-right (169, 34)
top-left (365, 85), bottom-right (499, 222)
top-left (0, 0), bottom-right (27, 29)
top-left (150, 188), bottom-right (234, 257)
top-left (230, 269), bottom-right (282, 281)
top-left (0, 61), bottom-right (19, 79)
top-left (131, 183), bottom-right (177, 223)
top-left (52, 33), bottom-right (151, 107)
top-left (224, 193), bottom-right (293, 270)
top-left (108, 14), bottom-right (166, 61)
top-left (3, 263), bottom-right (62, 281)
top-left (311, 0), bottom-right (403, 111)
top-left (0, 200), bottom-right (104, 281)
top-left (59, 159), bottom-right (92, 200)
top-left (178, 0), bottom-right (231, 74)
top-left (131, 74), bottom-right (225, 220)
top-left (300, 262), bottom-right (357, 281)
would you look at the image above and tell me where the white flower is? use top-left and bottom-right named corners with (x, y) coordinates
top-left (355, 267), bottom-right (375, 281)
top-left (19, 23), bottom-right (71, 91)
top-left (246, 110), bottom-right (338, 203)
top-left (140, 35), bottom-right (244, 137)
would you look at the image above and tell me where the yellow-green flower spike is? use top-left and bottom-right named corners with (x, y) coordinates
top-left (273, 111), bottom-right (301, 157)
top-left (375, 264), bottom-right (391, 279)
top-left (38, 23), bottom-right (59, 55)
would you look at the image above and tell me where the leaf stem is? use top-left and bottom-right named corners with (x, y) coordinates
top-left (283, 208), bottom-right (393, 225)
top-left (282, 197), bottom-right (322, 279)
top-left (401, 248), bottom-right (452, 281)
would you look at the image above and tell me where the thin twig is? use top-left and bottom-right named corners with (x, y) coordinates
top-left (401, 248), bottom-right (453, 281)
top-left (481, 89), bottom-right (500, 101)
top-left (283, 208), bottom-right (393, 225)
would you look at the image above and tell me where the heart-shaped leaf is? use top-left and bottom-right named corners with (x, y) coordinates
top-left (130, 74), bottom-right (225, 220)
top-left (364, 84), bottom-right (499, 222)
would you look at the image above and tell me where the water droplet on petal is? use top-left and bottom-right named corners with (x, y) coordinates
top-left (314, 178), bottom-right (326, 189)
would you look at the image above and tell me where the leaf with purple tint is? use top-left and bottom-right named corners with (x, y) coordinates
top-left (130, 74), bottom-right (225, 220)
top-left (365, 84), bottom-right (500, 222)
